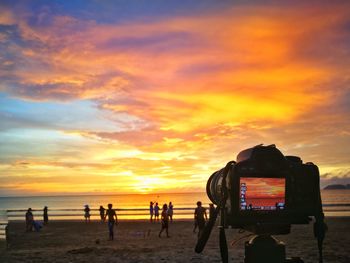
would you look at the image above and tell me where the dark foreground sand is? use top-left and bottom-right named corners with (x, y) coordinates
top-left (0, 217), bottom-right (349, 262)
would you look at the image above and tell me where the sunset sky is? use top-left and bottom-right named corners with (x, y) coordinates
top-left (241, 178), bottom-right (285, 199)
top-left (0, 0), bottom-right (349, 196)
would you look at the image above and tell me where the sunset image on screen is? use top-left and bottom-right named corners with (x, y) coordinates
top-left (240, 177), bottom-right (285, 211)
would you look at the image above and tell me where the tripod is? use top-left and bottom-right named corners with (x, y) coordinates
top-left (245, 235), bottom-right (304, 263)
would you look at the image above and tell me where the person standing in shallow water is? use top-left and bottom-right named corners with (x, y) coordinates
top-left (149, 202), bottom-right (154, 222)
top-left (84, 205), bottom-right (91, 223)
top-left (154, 203), bottom-right (160, 221)
top-left (159, 204), bottom-right (170, 238)
top-left (43, 206), bottom-right (48, 225)
top-left (99, 206), bottom-right (105, 222)
top-left (25, 208), bottom-right (34, 232)
top-left (104, 203), bottom-right (118, 241)
top-left (168, 202), bottom-right (174, 222)
top-left (194, 201), bottom-right (207, 238)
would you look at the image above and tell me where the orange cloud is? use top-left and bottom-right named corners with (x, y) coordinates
top-left (1, 2), bottom-right (350, 194)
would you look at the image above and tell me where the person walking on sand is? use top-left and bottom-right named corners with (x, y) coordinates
top-left (194, 201), bottom-right (207, 238)
top-left (149, 202), bottom-right (154, 222)
top-left (84, 205), bottom-right (91, 223)
top-left (154, 202), bottom-right (160, 221)
top-left (43, 206), bottom-right (48, 225)
top-left (104, 203), bottom-right (118, 241)
top-left (168, 202), bottom-right (174, 222)
top-left (99, 205), bottom-right (105, 222)
top-left (159, 204), bottom-right (170, 238)
top-left (25, 208), bottom-right (34, 232)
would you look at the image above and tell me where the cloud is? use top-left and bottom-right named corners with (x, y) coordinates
top-left (1, 1), bottom-right (350, 194)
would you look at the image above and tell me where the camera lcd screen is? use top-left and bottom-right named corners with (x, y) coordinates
top-left (240, 177), bottom-right (285, 211)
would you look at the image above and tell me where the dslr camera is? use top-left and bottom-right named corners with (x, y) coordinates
top-left (207, 144), bottom-right (323, 232)
top-left (196, 144), bottom-right (326, 263)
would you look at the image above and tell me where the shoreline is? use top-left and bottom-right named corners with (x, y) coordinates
top-left (2, 217), bottom-right (198, 223)
top-left (5, 218), bottom-right (194, 223)
top-left (3, 213), bottom-right (350, 223)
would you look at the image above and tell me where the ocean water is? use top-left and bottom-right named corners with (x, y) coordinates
top-left (0, 190), bottom-right (349, 221)
top-left (0, 192), bottom-right (211, 222)
top-left (0, 190), bottom-right (349, 239)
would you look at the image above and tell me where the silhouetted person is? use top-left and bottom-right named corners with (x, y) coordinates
top-left (84, 205), bottom-right (91, 223)
top-left (209, 203), bottom-right (215, 219)
top-left (168, 202), bottom-right (174, 222)
top-left (194, 201), bottom-right (207, 238)
top-left (104, 203), bottom-right (118, 241)
top-left (154, 202), bottom-right (160, 221)
top-left (150, 202), bottom-right (154, 222)
top-left (43, 206), bottom-right (48, 224)
top-left (159, 204), bottom-right (170, 238)
top-left (25, 208), bottom-right (34, 232)
top-left (99, 206), bottom-right (105, 222)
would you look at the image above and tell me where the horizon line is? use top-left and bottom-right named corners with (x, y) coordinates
top-left (0, 190), bottom-right (207, 199)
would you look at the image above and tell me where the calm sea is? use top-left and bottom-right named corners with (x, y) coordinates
top-left (0, 190), bottom-right (349, 222)
top-left (0, 192), bottom-right (211, 222)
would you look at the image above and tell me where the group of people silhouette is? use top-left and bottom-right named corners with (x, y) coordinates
top-left (84, 204), bottom-right (118, 240)
top-left (25, 206), bottom-right (48, 232)
top-left (25, 201), bottom-right (214, 241)
top-left (96, 204), bottom-right (118, 240)
top-left (149, 201), bottom-right (174, 238)
top-left (149, 201), bottom-right (173, 223)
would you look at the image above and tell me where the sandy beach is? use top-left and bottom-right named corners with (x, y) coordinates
top-left (0, 217), bottom-right (349, 263)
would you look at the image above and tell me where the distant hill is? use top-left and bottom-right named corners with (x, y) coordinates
top-left (323, 184), bottom-right (350, 190)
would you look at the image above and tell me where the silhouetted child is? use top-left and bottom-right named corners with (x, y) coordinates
top-left (84, 205), bottom-right (91, 223)
top-left (43, 206), bottom-right (48, 225)
top-left (194, 201), bottom-right (207, 238)
top-left (25, 208), bottom-right (33, 232)
top-left (159, 204), bottom-right (169, 238)
top-left (154, 203), bottom-right (160, 221)
top-left (99, 205), bottom-right (105, 222)
top-left (104, 203), bottom-right (118, 241)
top-left (168, 202), bottom-right (174, 222)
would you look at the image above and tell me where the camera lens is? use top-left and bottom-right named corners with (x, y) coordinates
top-left (206, 168), bottom-right (225, 205)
